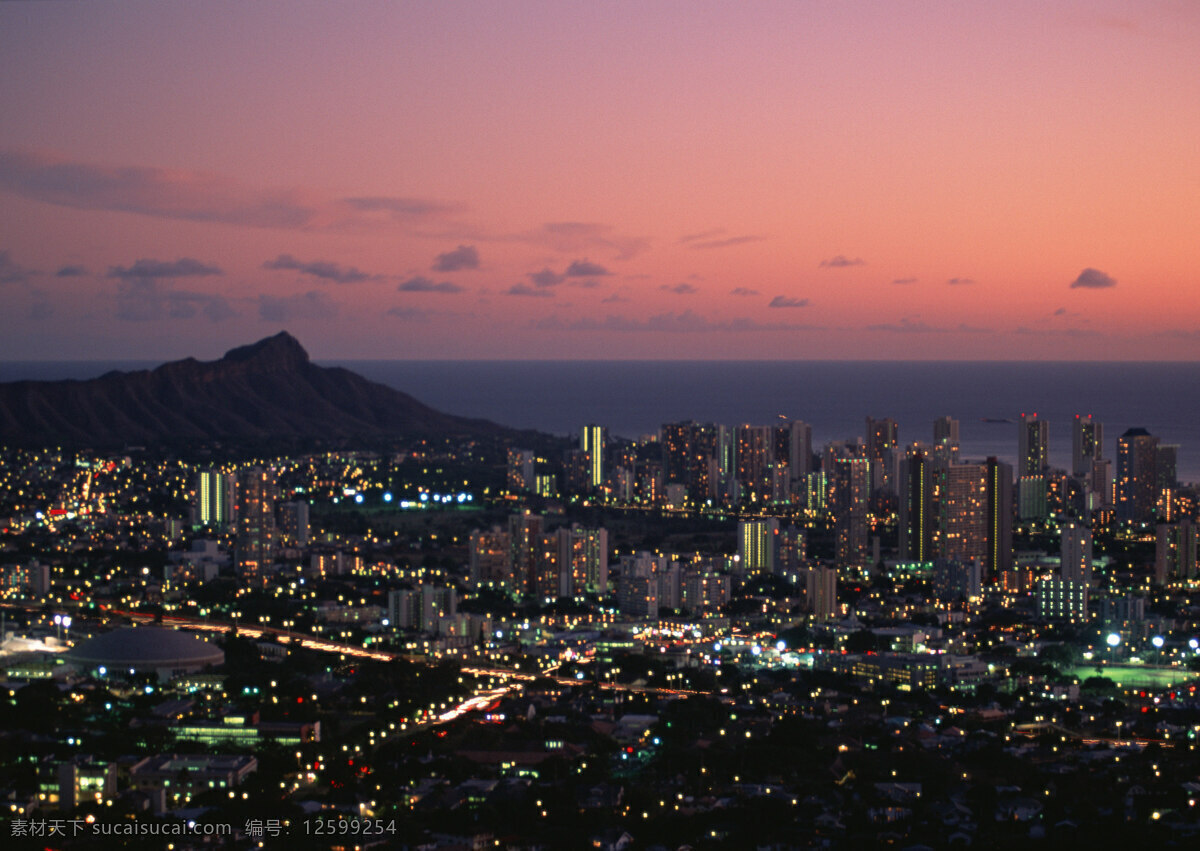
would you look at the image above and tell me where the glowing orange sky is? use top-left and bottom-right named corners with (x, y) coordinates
top-left (1, 1), bottom-right (1198, 359)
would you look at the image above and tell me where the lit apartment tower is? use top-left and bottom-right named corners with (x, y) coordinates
top-left (788, 420), bottom-right (813, 491)
top-left (507, 512), bottom-right (545, 597)
top-left (1060, 520), bottom-right (1093, 586)
top-left (661, 422), bottom-right (724, 502)
top-left (942, 463), bottom-right (988, 564)
top-left (738, 518), bottom-right (779, 575)
top-left (1155, 521), bottom-right (1197, 585)
top-left (866, 417), bottom-right (899, 493)
top-left (469, 527), bottom-right (511, 592)
top-left (898, 449), bottom-right (936, 561)
top-left (829, 454), bottom-right (871, 566)
top-left (580, 424), bottom-right (607, 489)
top-left (985, 458), bottom-right (1014, 577)
top-left (506, 448), bottom-right (536, 493)
top-left (933, 416), bottom-right (960, 453)
top-left (1116, 428), bottom-right (1160, 522)
top-left (277, 500), bottom-right (310, 546)
top-left (557, 525), bottom-right (608, 596)
top-left (776, 526), bottom-right (806, 577)
top-left (735, 425), bottom-right (776, 503)
top-left (194, 470), bottom-right (235, 529)
top-left (803, 566), bottom-right (838, 621)
top-left (235, 468), bottom-right (276, 585)
top-left (1071, 415), bottom-right (1103, 476)
top-left (1018, 413), bottom-right (1049, 476)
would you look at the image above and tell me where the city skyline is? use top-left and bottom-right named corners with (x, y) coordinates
top-left (2, 1), bottom-right (1199, 360)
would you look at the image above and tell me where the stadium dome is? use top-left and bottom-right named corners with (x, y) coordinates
top-left (65, 626), bottom-right (224, 677)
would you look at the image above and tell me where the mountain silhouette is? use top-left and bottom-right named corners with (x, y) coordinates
top-left (0, 332), bottom-right (512, 445)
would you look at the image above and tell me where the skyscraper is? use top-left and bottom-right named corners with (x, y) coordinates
top-left (829, 453), bottom-right (871, 567)
top-left (735, 425), bottom-right (777, 503)
top-left (235, 468), bottom-right (276, 585)
top-left (194, 470), bottom-right (235, 529)
top-left (985, 458), bottom-right (1013, 577)
top-left (933, 416), bottom-right (960, 453)
top-left (738, 518), bottom-right (779, 575)
top-left (580, 424), bottom-right (607, 489)
top-left (866, 417), bottom-right (899, 494)
top-left (1116, 428), bottom-right (1160, 522)
top-left (1071, 415), bottom-right (1103, 476)
top-left (1060, 520), bottom-right (1093, 586)
top-left (1018, 413), bottom-right (1049, 477)
top-left (942, 462), bottom-right (987, 564)
top-left (899, 449), bottom-right (936, 562)
top-left (1155, 520), bottom-right (1197, 585)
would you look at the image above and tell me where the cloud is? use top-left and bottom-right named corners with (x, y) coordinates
top-left (386, 306), bottom-right (435, 321)
top-left (432, 244), bottom-right (479, 272)
top-left (507, 283), bottom-right (555, 297)
top-left (891, 277), bottom-right (918, 285)
top-left (397, 276), bottom-right (464, 293)
top-left (535, 309), bottom-right (821, 333)
top-left (1015, 325), bottom-right (1101, 338)
top-left (55, 264), bottom-right (87, 277)
top-left (115, 278), bottom-right (235, 322)
top-left (0, 250), bottom-right (35, 283)
top-left (108, 257), bottom-right (221, 279)
top-left (601, 293), bottom-right (630, 303)
top-left (257, 290), bottom-right (337, 322)
top-left (1070, 267), bottom-right (1116, 289)
top-left (0, 148), bottom-right (462, 232)
top-left (866, 318), bottom-right (946, 334)
top-left (528, 268), bottom-right (566, 288)
top-left (565, 259), bottom-right (611, 277)
top-left (263, 254), bottom-right (372, 284)
top-left (730, 287), bottom-right (760, 296)
top-left (769, 295), bottom-right (810, 308)
top-left (947, 277), bottom-right (975, 285)
top-left (513, 221), bottom-right (648, 260)
top-left (661, 283), bottom-right (699, 295)
top-left (680, 229), bottom-right (765, 249)
top-left (820, 255), bottom-right (865, 268)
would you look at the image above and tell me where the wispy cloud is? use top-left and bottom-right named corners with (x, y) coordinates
top-left (661, 282), bottom-right (699, 295)
top-left (263, 254), bottom-right (373, 284)
top-left (115, 279), bottom-right (235, 322)
top-left (0, 148), bottom-right (462, 232)
top-left (55, 264), bottom-right (88, 277)
top-left (397, 276), bottom-right (464, 293)
top-left (528, 268), bottom-right (565, 288)
top-left (511, 221), bottom-right (647, 260)
top-left (1070, 267), bottom-right (1116, 289)
top-left (769, 295), bottom-right (809, 308)
top-left (108, 258), bottom-right (221, 279)
top-left (947, 277), bottom-right (975, 285)
top-left (891, 277), bottom-right (917, 285)
top-left (0, 250), bottom-right (36, 284)
top-left (730, 287), bottom-right (760, 296)
top-left (565, 259), bottom-right (611, 277)
top-left (820, 255), bottom-right (864, 268)
top-left (386, 306), bottom-right (435, 321)
top-left (867, 318), bottom-right (992, 334)
top-left (507, 283), bottom-right (555, 298)
top-left (535, 310), bottom-right (821, 333)
top-left (257, 290), bottom-right (338, 322)
top-left (432, 245), bottom-right (479, 272)
top-left (1015, 325), bottom-right (1101, 338)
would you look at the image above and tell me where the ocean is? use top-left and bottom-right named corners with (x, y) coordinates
top-left (2, 360), bottom-right (1198, 483)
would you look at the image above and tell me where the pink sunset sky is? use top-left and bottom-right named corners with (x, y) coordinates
top-left (1, 0), bottom-right (1198, 360)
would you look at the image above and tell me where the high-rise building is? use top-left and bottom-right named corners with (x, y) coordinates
top-left (1018, 413), bottom-right (1049, 477)
top-left (557, 525), bottom-right (609, 596)
top-left (662, 421), bottom-right (725, 502)
top-left (735, 425), bottom-right (777, 503)
top-left (278, 500), bottom-right (309, 546)
top-left (803, 566), bottom-right (838, 621)
top-left (829, 453), bottom-right (871, 566)
top-left (985, 458), bottom-right (1013, 577)
top-left (507, 512), bottom-right (545, 597)
top-left (933, 416), bottom-right (960, 453)
top-left (1116, 428), bottom-right (1160, 522)
top-left (788, 420), bottom-right (813, 486)
top-left (580, 424), bottom-right (607, 489)
top-left (942, 463), bottom-right (987, 563)
top-left (506, 449), bottom-right (536, 493)
top-left (866, 417), bottom-right (899, 493)
top-left (1072, 415), bottom-right (1103, 476)
top-left (899, 449), bottom-right (936, 562)
top-left (235, 468), bottom-right (276, 585)
top-left (1060, 520), bottom-right (1093, 586)
top-left (1155, 521), bottom-right (1197, 585)
top-left (194, 470), bottom-right (235, 529)
top-left (738, 518), bottom-right (779, 575)
top-left (469, 527), bottom-right (511, 592)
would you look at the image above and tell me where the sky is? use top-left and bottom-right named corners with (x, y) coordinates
top-left (1, 0), bottom-right (1199, 361)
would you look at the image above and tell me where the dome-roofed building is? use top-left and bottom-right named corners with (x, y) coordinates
top-left (65, 626), bottom-right (224, 680)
